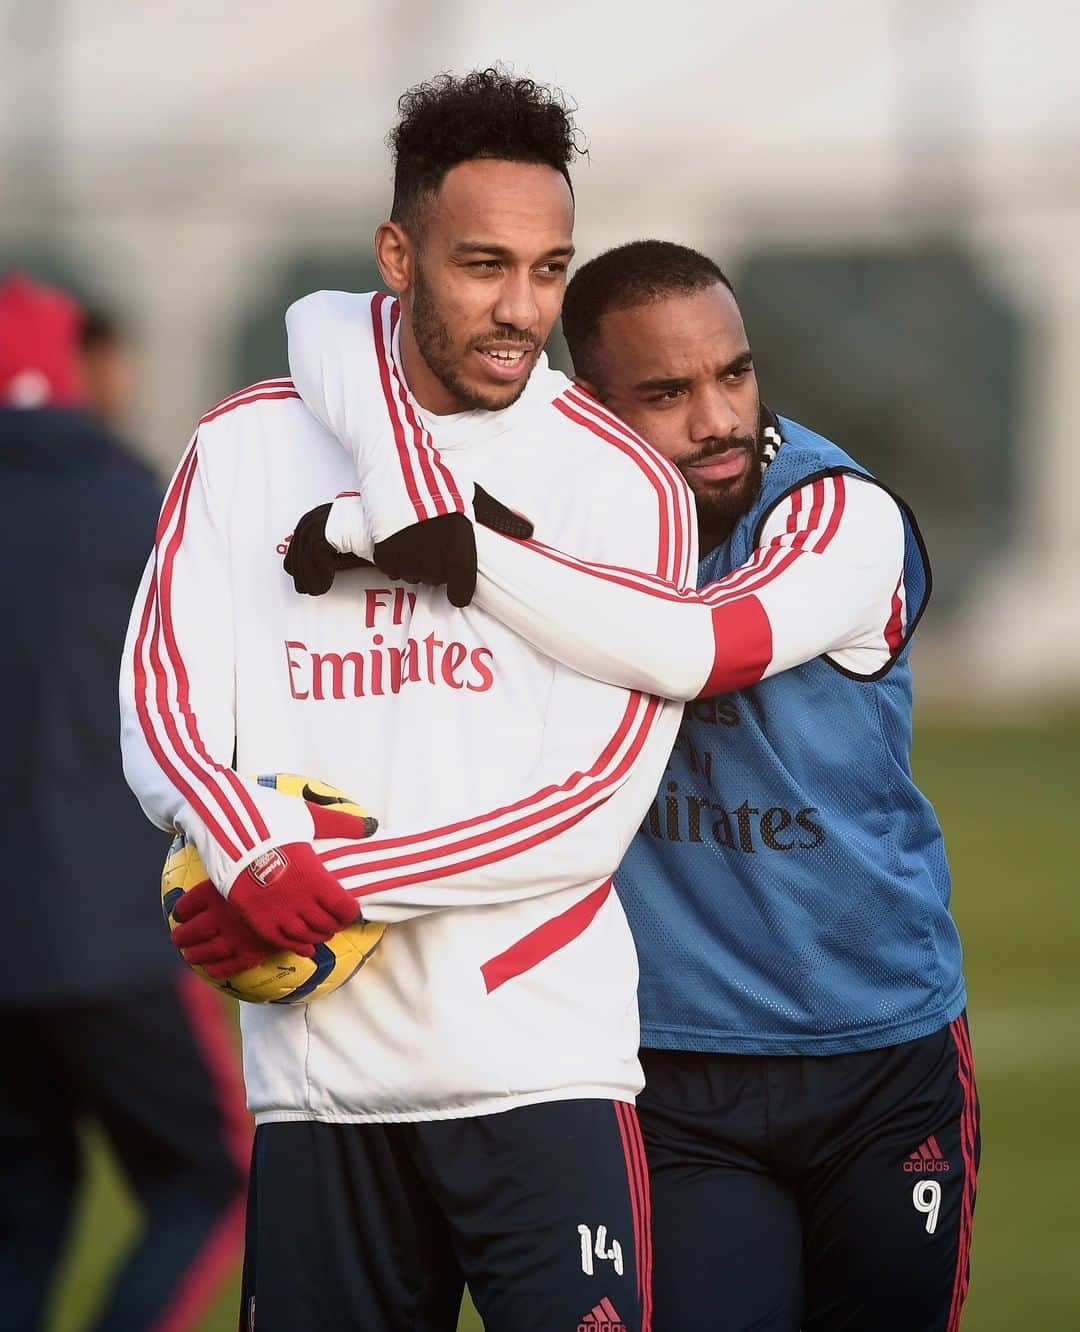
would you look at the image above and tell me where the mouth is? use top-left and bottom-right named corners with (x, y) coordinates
top-left (686, 446), bottom-right (752, 484)
top-left (473, 343), bottom-right (535, 383)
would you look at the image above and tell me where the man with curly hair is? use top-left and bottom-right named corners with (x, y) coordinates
top-left (123, 70), bottom-right (692, 1332)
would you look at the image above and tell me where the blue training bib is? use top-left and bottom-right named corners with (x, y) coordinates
top-left (615, 417), bottom-right (965, 1055)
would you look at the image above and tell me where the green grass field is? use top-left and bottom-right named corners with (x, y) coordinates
top-left (47, 714), bottom-right (1079, 1331)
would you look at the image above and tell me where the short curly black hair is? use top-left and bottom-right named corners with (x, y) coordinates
top-left (389, 67), bottom-right (584, 233)
top-left (562, 240), bottom-right (734, 379)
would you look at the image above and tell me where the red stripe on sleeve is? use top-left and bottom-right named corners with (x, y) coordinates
top-left (133, 442), bottom-right (266, 859)
top-left (812, 475), bottom-right (846, 552)
top-left (325, 692), bottom-right (644, 861)
top-left (565, 385), bottom-right (691, 583)
top-left (351, 800), bottom-right (602, 898)
top-left (337, 697), bottom-right (662, 894)
top-left (699, 594), bottom-right (774, 697)
top-left (884, 577), bottom-right (905, 653)
top-left (803, 478), bottom-right (826, 536)
top-left (370, 294), bottom-right (427, 522)
top-left (133, 576), bottom-right (242, 861)
top-left (202, 378), bottom-right (295, 418)
top-left (156, 450), bottom-right (270, 845)
top-left (145, 454), bottom-right (258, 854)
top-left (386, 303), bottom-right (464, 515)
top-left (785, 485), bottom-right (803, 532)
top-left (386, 301), bottom-right (458, 516)
top-left (199, 388), bottom-right (300, 425)
top-left (393, 371), bottom-right (451, 515)
top-left (554, 394), bottom-right (677, 581)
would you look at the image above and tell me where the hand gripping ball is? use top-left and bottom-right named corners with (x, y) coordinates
top-left (161, 773), bottom-right (385, 1003)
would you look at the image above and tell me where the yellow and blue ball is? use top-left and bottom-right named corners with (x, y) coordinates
top-left (161, 773), bottom-right (384, 1004)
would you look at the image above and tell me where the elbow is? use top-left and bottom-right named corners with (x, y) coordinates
top-left (644, 662), bottom-right (703, 703)
top-left (119, 717), bottom-right (170, 832)
top-left (697, 597), bottom-right (773, 698)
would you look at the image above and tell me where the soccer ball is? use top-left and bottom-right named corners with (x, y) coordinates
top-left (161, 773), bottom-right (385, 1004)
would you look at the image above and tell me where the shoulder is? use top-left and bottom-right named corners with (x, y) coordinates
top-left (197, 377), bottom-right (304, 434)
top-left (173, 378), bottom-right (341, 529)
top-left (285, 288), bottom-right (380, 343)
top-left (759, 471), bottom-right (903, 559)
top-left (193, 376), bottom-right (331, 466)
top-left (542, 376), bottom-right (684, 494)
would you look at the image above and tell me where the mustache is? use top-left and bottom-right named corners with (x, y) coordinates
top-left (679, 435), bottom-right (758, 468)
top-left (469, 330), bottom-right (540, 352)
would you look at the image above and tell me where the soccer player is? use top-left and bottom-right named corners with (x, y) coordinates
top-left (120, 74), bottom-right (694, 1332)
top-left (289, 242), bottom-right (978, 1331)
top-left (0, 273), bottom-right (249, 1332)
top-left (560, 244), bottom-right (979, 1332)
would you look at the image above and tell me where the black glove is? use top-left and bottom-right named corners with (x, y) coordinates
top-left (373, 512), bottom-right (477, 607)
top-left (373, 487), bottom-right (535, 607)
top-left (284, 489), bottom-right (534, 601)
top-left (283, 503), bottom-right (372, 595)
top-left (473, 485), bottom-right (535, 540)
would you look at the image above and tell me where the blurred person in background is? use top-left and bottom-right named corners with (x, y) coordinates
top-left (0, 272), bottom-right (249, 1332)
top-left (79, 308), bottom-right (139, 433)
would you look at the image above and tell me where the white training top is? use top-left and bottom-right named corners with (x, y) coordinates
top-left (120, 312), bottom-right (695, 1123)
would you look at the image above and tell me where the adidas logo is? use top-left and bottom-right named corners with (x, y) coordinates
top-left (903, 1134), bottom-right (951, 1173)
top-left (578, 1297), bottom-right (627, 1332)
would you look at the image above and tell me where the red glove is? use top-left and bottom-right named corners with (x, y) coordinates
top-left (225, 802), bottom-right (375, 953)
top-left (172, 879), bottom-right (282, 978)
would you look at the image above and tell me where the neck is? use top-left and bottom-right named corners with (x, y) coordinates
top-left (697, 486), bottom-right (759, 556)
top-left (697, 517), bottom-right (736, 557)
top-left (397, 307), bottom-right (468, 415)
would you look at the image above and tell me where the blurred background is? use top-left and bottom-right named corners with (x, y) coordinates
top-left (0, 1), bottom-right (1076, 1328)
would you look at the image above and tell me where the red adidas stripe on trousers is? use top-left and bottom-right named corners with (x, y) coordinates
top-left (946, 1017), bottom-right (979, 1332)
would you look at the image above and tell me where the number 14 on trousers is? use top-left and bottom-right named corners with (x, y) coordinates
top-left (579, 1224), bottom-right (625, 1276)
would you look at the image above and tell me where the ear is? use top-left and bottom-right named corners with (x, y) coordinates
top-left (374, 222), bottom-right (414, 294)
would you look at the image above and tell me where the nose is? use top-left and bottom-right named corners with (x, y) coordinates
top-left (492, 271), bottom-right (540, 333)
top-left (689, 382), bottom-right (742, 443)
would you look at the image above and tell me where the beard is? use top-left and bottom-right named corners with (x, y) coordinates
top-left (680, 431), bottom-right (765, 548)
top-left (411, 264), bottom-right (537, 413)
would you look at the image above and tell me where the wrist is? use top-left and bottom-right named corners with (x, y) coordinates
top-left (325, 494), bottom-right (374, 560)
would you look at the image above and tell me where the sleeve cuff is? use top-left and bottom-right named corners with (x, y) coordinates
top-left (325, 494), bottom-right (375, 560)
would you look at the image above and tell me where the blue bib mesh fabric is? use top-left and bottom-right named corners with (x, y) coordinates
top-left (616, 417), bottom-right (965, 1055)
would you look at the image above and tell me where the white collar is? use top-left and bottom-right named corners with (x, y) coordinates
top-left (390, 318), bottom-right (565, 453)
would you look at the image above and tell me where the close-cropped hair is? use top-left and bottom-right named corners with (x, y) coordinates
top-left (562, 240), bottom-right (734, 379)
top-left (388, 67), bottom-right (584, 234)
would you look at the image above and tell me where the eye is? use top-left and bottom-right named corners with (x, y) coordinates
top-left (467, 260), bottom-right (502, 272)
top-left (725, 362), bottom-right (753, 383)
top-left (536, 261), bottom-right (568, 276)
top-left (650, 388), bottom-right (686, 404)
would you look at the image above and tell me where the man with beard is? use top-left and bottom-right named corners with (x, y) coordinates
top-left (287, 241), bottom-right (977, 1331)
top-left (560, 243), bottom-right (977, 1332)
top-left (121, 74), bottom-right (692, 1332)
